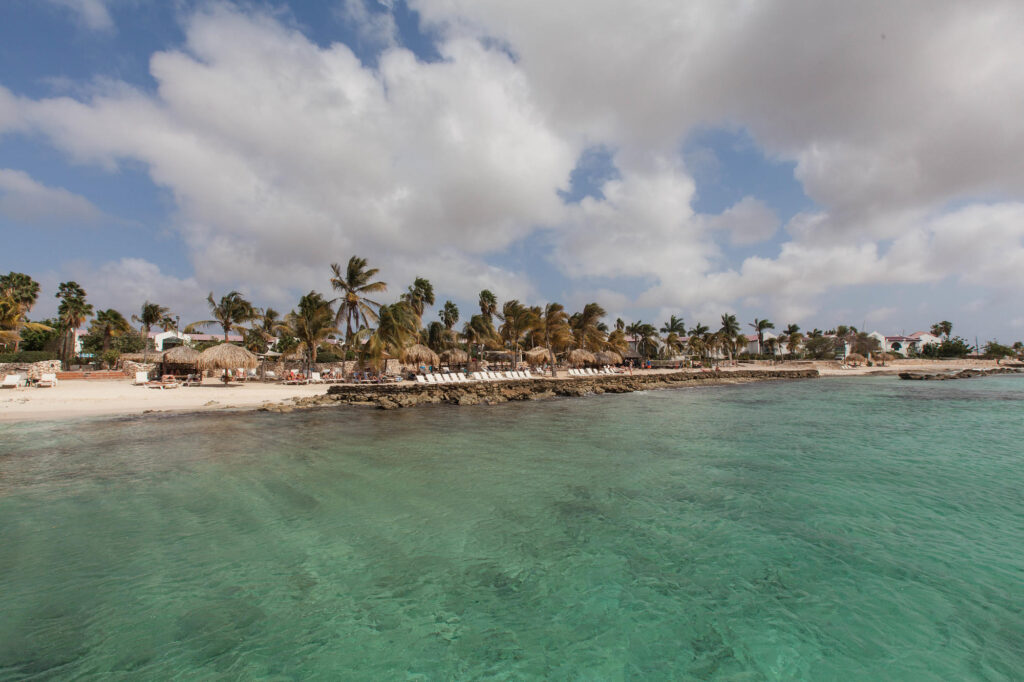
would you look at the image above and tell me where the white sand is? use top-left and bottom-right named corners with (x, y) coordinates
top-left (0, 379), bottom-right (331, 423)
top-left (0, 360), bottom-right (1007, 423)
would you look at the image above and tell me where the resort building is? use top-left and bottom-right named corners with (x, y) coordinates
top-left (146, 330), bottom-right (243, 351)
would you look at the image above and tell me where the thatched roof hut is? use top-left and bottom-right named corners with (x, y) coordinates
top-left (595, 350), bottom-right (623, 365)
top-left (524, 347), bottom-right (551, 364)
top-left (197, 343), bottom-right (258, 371)
top-left (163, 345), bottom-right (200, 365)
top-left (567, 349), bottom-right (597, 367)
top-left (845, 352), bottom-right (866, 365)
top-left (440, 348), bottom-right (469, 365)
top-left (402, 343), bottom-right (440, 367)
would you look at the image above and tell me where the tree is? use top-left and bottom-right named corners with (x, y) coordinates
top-left (132, 301), bottom-right (169, 363)
top-left (462, 313), bottom-right (499, 361)
top-left (55, 282), bottom-right (93, 368)
top-left (982, 340), bottom-right (1015, 359)
top-left (401, 277), bottom-right (435, 324)
top-left (930, 321), bottom-right (953, 340)
top-left (330, 256), bottom-right (388, 347)
top-left (0, 272), bottom-right (43, 351)
top-left (718, 313), bottom-right (740, 364)
top-left (282, 292), bottom-right (339, 374)
top-left (18, 317), bottom-right (60, 351)
top-left (660, 315), bottom-right (686, 336)
top-left (627, 321), bottom-right (659, 359)
top-left (478, 290), bottom-right (498, 321)
top-left (90, 309), bottom-right (132, 353)
top-left (851, 331), bottom-right (881, 357)
top-left (570, 302), bottom-right (607, 351)
top-left (422, 320), bottom-right (450, 352)
top-left (536, 302), bottom-right (570, 375)
top-left (356, 301), bottom-right (419, 370)
top-left (440, 300), bottom-right (459, 330)
top-left (804, 335), bottom-right (841, 359)
top-left (749, 318), bottom-right (774, 355)
top-left (188, 291), bottom-right (256, 341)
top-left (497, 300), bottom-right (539, 367)
top-left (781, 323), bottom-right (802, 357)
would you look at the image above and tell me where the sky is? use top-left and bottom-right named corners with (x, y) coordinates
top-left (2, 0), bottom-right (1024, 342)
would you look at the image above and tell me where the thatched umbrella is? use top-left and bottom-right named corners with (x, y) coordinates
top-left (163, 345), bottom-right (200, 365)
top-left (402, 343), bottom-right (439, 369)
top-left (567, 349), bottom-right (597, 367)
top-left (440, 348), bottom-right (469, 365)
top-left (595, 350), bottom-right (622, 365)
top-left (524, 347), bottom-right (551, 365)
top-left (845, 352), bottom-right (866, 365)
top-left (197, 343), bottom-right (258, 382)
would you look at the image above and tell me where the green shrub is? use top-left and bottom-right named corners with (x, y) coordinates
top-left (0, 350), bottom-right (59, 363)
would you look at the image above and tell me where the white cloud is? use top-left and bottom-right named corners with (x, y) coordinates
top-left (0, 169), bottom-right (104, 226)
top-left (46, 0), bottom-right (114, 32)
top-left (5, 2), bottom-right (1024, 335)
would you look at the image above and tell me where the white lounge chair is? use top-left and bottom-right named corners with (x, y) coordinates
top-left (524, 369), bottom-right (533, 378)
top-left (2, 374), bottom-right (25, 389)
top-left (415, 374), bottom-right (427, 384)
top-left (309, 372), bottom-right (324, 384)
top-left (425, 374), bottom-right (437, 384)
top-left (37, 373), bottom-right (58, 388)
top-left (455, 373), bottom-right (469, 383)
top-left (431, 373), bottom-right (446, 383)
top-left (133, 371), bottom-right (150, 385)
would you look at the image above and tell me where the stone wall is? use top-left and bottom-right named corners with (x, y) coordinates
top-left (302, 368), bottom-right (820, 411)
top-left (0, 359), bottom-right (62, 380)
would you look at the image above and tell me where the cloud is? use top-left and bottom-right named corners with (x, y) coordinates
top-left (4, 2), bottom-right (1024, 335)
top-left (45, 0), bottom-right (114, 32)
top-left (0, 169), bottom-right (104, 226)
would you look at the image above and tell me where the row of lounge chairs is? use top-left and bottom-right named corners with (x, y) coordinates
top-left (567, 367), bottom-right (616, 376)
top-left (414, 370), bottom-right (537, 384)
top-left (2, 373), bottom-right (58, 388)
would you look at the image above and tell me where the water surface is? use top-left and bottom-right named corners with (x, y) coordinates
top-left (1, 377), bottom-right (1022, 679)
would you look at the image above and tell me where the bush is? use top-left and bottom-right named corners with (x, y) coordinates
top-left (0, 350), bottom-right (59, 363)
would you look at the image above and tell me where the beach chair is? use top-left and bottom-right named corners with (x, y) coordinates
top-left (36, 373), bottom-right (58, 388)
top-left (133, 371), bottom-right (150, 385)
top-left (524, 369), bottom-right (533, 378)
top-left (441, 374), bottom-right (455, 384)
top-left (457, 373), bottom-right (471, 383)
top-left (424, 374), bottom-right (437, 384)
top-left (415, 374), bottom-right (427, 384)
top-left (568, 368), bottom-right (577, 376)
top-left (2, 374), bottom-right (25, 389)
top-left (264, 370), bottom-right (277, 381)
top-left (183, 373), bottom-right (202, 386)
top-left (309, 372), bottom-right (324, 384)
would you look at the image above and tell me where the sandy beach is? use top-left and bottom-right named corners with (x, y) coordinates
top-left (0, 359), bottom-right (1011, 424)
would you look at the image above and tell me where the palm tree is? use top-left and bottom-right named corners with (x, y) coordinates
top-left (0, 272), bottom-right (45, 352)
top-left (478, 290), bottom-right (498, 321)
top-left (330, 256), bottom-right (387, 347)
top-left (660, 315), bottom-right (686, 336)
top-left (781, 323), bottom-right (802, 358)
top-left (188, 291), bottom-right (256, 341)
top-left (749, 318), bottom-right (775, 355)
top-left (55, 281), bottom-right (93, 368)
top-left (422, 320), bottom-right (450, 352)
top-left (687, 334), bottom-right (707, 364)
top-left (536, 302), bottom-right (570, 375)
top-left (627, 321), bottom-right (659, 359)
top-left (356, 301), bottom-right (420, 369)
top-left (282, 292), bottom-right (339, 375)
top-left (570, 302), bottom-right (607, 351)
top-left (930, 321), bottom-right (953, 340)
top-left (497, 299), bottom-right (539, 367)
top-left (440, 300), bottom-right (459, 330)
top-left (401, 277), bottom-right (435, 324)
top-left (462, 313), bottom-right (498, 362)
top-left (719, 313), bottom-right (740, 364)
top-left (90, 309), bottom-right (132, 353)
top-left (132, 301), bottom-right (169, 363)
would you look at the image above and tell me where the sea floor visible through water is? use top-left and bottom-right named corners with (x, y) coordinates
top-left (1, 376), bottom-right (1021, 679)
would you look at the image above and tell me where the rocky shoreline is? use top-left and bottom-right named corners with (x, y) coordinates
top-left (256, 368), bottom-right (820, 412)
top-left (898, 367), bottom-right (1024, 381)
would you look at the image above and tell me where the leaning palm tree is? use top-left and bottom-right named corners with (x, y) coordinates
top-left (132, 301), bottom-right (169, 363)
top-left (536, 302), bottom-right (570, 375)
top-left (570, 302), bottom-right (607, 351)
top-left (781, 323), bottom-right (802, 358)
top-left (719, 313), bottom-right (740, 365)
top-left (749, 318), bottom-right (775, 355)
top-left (188, 291), bottom-right (256, 341)
top-left (440, 300), bottom-right (459, 330)
top-left (401, 277), bottom-right (435, 325)
top-left (281, 292), bottom-right (339, 375)
top-left (462, 313), bottom-right (499, 362)
top-left (330, 256), bottom-right (388, 347)
top-left (90, 309), bottom-right (132, 352)
top-left (497, 299), bottom-right (539, 367)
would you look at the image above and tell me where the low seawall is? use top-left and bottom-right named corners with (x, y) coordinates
top-left (277, 369), bottom-right (819, 411)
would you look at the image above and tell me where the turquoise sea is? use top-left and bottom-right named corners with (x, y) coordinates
top-left (1, 377), bottom-right (1022, 680)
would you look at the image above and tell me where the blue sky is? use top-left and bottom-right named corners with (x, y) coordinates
top-left (2, 0), bottom-right (1023, 342)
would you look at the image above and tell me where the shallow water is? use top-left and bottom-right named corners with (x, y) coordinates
top-left (1, 377), bottom-right (1022, 679)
